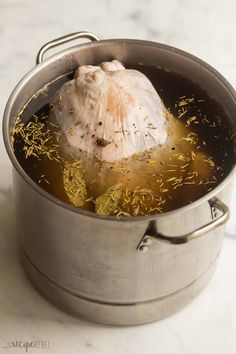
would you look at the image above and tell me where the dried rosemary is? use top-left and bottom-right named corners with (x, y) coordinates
top-left (11, 115), bottom-right (61, 162)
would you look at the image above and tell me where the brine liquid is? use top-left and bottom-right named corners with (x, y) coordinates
top-left (12, 65), bottom-right (235, 216)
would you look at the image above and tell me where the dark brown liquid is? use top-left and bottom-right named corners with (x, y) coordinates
top-left (13, 65), bottom-right (235, 216)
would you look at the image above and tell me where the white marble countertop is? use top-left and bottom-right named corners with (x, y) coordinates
top-left (0, 0), bottom-right (236, 353)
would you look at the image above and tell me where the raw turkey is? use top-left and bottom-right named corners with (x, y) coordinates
top-left (51, 60), bottom-right (175, 163)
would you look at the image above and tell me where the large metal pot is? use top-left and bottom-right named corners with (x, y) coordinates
top-left (3, 32), bottom-right (236, 325)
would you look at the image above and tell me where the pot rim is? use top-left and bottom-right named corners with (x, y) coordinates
top-left (3, 38), bottom-right (236, 223)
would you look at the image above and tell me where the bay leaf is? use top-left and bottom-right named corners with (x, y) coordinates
top-left (63, 161), bottom-right (87, 207)
top-left (95, 183), bottom-right (123, 216)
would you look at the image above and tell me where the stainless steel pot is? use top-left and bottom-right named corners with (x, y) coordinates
top-left (3, 32), bottom-right (236, 325)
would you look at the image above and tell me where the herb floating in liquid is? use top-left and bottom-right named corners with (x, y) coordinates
top-left (11, 65), bottom-right (235, 216)
top-left (12, 115), bottom-right (62, 162)
top-left (114, 187), bottom-right (166, 217)
top-left (95, 183), bottom-right (123, 216)
top-left (63, 161), bottom-right (88, 207)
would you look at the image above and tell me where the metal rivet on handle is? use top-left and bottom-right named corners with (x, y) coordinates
top-left (142, 236), bottom-right (152, 246)
top-left (139, 245), bottom-right (149, 252)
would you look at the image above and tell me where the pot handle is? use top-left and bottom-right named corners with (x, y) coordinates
top-left (36, 31), bottom-right (100, 65)
top-left (137, 197), bottom-right (230, 251)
